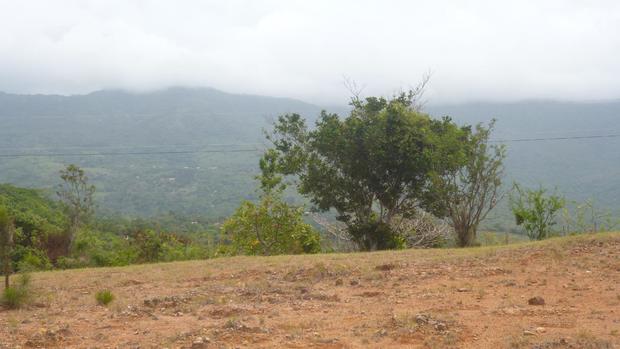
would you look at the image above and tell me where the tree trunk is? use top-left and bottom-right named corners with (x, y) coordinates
top-left (3, 251), bottom-right (9, 289)
top-left (456, 224), bottom-right (476, 247)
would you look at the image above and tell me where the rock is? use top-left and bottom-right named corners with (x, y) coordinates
top-left (457, 288), bottom-right (470, 292)
top-left (523, 330), bottom-right (536, 336)
top-left (528, 296), bottom-right (545, 306)
top-left (435, 322), bottom-right (447, 331)
top-left (415, 314), bottom-right (429, 324)
top-left (535, 327), bottom-right (546, 334)
top-left (349, 279), bottom-right (359, 286)
top-left (335, 279), bottom-right (343, 286)
top-left (375, 263), bottom-right (396, 271)
top-left (192, 337), bottom-right (207, 349)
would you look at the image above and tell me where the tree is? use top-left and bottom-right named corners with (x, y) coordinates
top-left (222, 194), bottom-right (321, 256)
top-left (510, 184), bottom-right (565, 240)
top-left (56, 164), bottom-right (95, 251)
top-left (260, 89), bottom-right (469, 250)
top-left (0, 206), bottom-right (14, 289)
top-left (430, 121), bottom-right (506, 247)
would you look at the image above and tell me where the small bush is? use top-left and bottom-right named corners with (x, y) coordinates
top-left (1, 273), bottom-right (32, 309)
top-left (95, 289), bottom-right (114, 306)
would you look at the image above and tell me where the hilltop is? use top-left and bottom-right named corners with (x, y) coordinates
top-left (0, 233), bottom-right (618, 348)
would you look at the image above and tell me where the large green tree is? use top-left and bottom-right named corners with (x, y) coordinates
top-left (260, 91), bottom-right (468, 250)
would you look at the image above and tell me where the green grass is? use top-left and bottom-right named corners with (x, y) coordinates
top-left (1, 273), bottom-right (32, 309)
top-left (95, 289), bottom-right (115, 306)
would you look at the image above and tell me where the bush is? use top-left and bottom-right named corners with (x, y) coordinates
top-left (1, 273), bottom-right (32, 309)
top-left (223, 194), bottom-right (321, 255)
top-left (14, 247), bottom-right (52, 272)
top-left (95, 289), bottom-right (114, 306)
top-left (510, 184), bottom-right (565, 240)
top-left (396, 212), bottom-right (451, 248)
top-left (348, 220), bottom-right (405, 251)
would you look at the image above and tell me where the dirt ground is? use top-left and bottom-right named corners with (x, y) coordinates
top-left (1, 233), bottom-right (619, 349)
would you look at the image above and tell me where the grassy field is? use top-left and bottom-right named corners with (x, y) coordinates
top-left (1, 232), bottom-right (619, 348)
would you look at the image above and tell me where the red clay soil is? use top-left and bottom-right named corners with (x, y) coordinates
top-left (0, 233), bottom-right (619, 348)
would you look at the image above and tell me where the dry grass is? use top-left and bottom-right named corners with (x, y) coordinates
top-left (0, 232), bottom-right (618, 348)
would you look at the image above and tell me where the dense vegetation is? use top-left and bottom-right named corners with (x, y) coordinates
top-left (0, 88), bottom-right (619, 234)
top-left (0, 184), bottom-right (214, 273)
top-left (0, 87), bottom-right (618, 274)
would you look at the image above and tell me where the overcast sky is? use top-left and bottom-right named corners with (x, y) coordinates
top-left (1, 0), bottom-right (619, 104)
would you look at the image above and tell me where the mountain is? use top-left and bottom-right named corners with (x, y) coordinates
top-left (0, 88), bottom-right (618, 230)
top-left (0, 87), bottom-right (331, 218)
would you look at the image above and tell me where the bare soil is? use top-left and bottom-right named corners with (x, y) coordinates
top-left (1, 233), bottom-right (619, 348)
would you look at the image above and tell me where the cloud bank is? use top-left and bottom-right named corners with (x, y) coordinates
top-left (1, 0), bottom-right (619, 104)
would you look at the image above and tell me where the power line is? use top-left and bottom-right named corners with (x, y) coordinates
top-left (0, 133), bottom-right (618, 158)
top-left (490, 133), bottom-right (620, 143)
top-left (0, 148), bottom-right (262, 158)
top-left (0, 142), bottom-right (265, 151)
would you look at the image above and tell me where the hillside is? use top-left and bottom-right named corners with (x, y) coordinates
top-left (0, 88), bottom-right (331, 219)
top-left (0, 233), bottom-right (618, 348)
top-left (0, 88), bottom-right (619, 229)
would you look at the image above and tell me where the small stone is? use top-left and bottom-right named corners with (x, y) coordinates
top-left (528, 296), bottom-right (545, 306)
top-left (350, 279), bottom-right (359, 286)
top-left (335, 279), bottom-right (343, 286)
top-left (523, 330), bottom-right (536, 336)
top-left (457, 288), bottom-right (470, 292)
top-left (192, 337), bottom-right (207, 349)
top-left (415, 314), bottom-right (429, 324)
top-left (535, 327), bottom-right (546, 334)
top-left (435, 322), bottom-right (447, 331)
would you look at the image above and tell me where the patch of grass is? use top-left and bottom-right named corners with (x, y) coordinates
top-left (95, 289), bottom-right (115, 306)
top-left (507, 335), bottom-right (531, 349)
top-left (1, 273), bottom-right (32, 309)
top-left (575, 329), bottom-right (614, 349)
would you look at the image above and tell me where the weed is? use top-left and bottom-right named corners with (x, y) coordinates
top-left (575, 329), bottom-right (614, 349)
top-left (507, 335), bottom-right (530, 349)
top-left (95, 289), bottom-right (115, 306)
top-left (1, 273), bottom-right (32, 309)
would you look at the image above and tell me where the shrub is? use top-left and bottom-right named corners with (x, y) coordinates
top-left (15, 247), bottom-right (52, 272)
top-left (95, 289), bottom-right (114, 306)
top-left (223, 194), bottom-right (321, 255)
top-left (1, 273), bottom-right (32, 309)
top-left (510, 184), bottom-right (565, 240)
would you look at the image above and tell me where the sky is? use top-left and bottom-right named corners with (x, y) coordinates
top-left (1, 0), bottom-right (619, 104)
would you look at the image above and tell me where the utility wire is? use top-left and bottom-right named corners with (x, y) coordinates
top-left (490, 133), bottom-right (620, 143)
top-left (0, 142), bottom-right (265, 151)
top-left (0, 133), bottom-right (618, 158)
top-left (0, 148), bottom-right (262, 158)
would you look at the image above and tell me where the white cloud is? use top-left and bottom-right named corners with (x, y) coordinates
top-left (0, 0), bottom-right (619, 104)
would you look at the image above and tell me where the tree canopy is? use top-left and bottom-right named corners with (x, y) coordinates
top-left (260, 91), bottom-right (479, 250)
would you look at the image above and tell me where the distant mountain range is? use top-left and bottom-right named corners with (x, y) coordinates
top-left (1, 87), bottom-right (618, 230)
